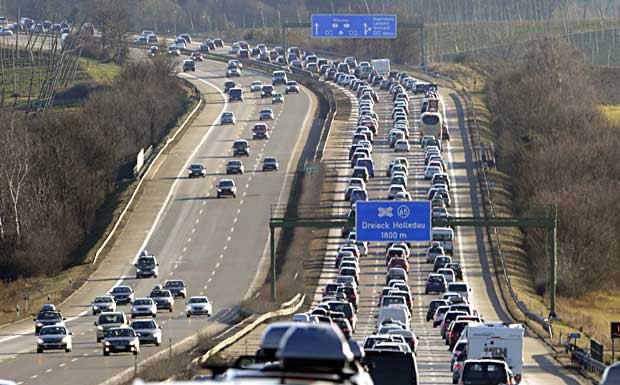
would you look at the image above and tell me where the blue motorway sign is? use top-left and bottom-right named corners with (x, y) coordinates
top-left (568, 333), bottom-right (581, 339)
top-left (356, 201), bottom-right (431, 242)
top-left (311, 14), bottom-right (397, 39)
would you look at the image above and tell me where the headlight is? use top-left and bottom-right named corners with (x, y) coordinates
top-left (136, 269), bottom-right (141, 272)
top-left (128, 340), bottom-right (136, 345)
top-left (37, 338), bottom-right (44, 344)
top-left (93, 305), bottom-right (99, 309)
top-left (61, 336), bottom-right (69, 343)
top-left (217, 188), bottom-right (222, 192)
top-left (97, 326), bottom-right (103, 331)
top-left (186, 306), bottom-right (192, 311)
top-left (36, 322), bottom-right (43, 327)
top-left (104, 341), bottom-right (111, 346)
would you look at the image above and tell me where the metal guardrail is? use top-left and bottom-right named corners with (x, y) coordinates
top-left (565, 343), bottom-right (607, 377)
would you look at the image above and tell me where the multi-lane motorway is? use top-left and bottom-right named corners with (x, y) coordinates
top-left (0, 53), bottom-right (316, 385)
top-left (310, 77), bottom-right (586, 384)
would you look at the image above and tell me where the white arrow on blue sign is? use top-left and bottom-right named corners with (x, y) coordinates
top-left (311, 14), bottom-right (397, 39)
top-left (356, 201), bottom-right (431, 242)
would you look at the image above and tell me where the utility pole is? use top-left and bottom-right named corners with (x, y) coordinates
top-left (548, 204), bottom-right (558, 318)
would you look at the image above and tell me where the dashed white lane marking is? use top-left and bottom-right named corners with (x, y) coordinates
top-left (215, 262), bottom-right (220, 268)
top-left (202, 201), bottom-right (206, 205)
top-left (169, 272), bottom-right (173, 276)
top-left (16, 382), bottom-right (23, 385)
top-left (219, 254), bottom-right (224, 259)
top-left (178, 256), bottom-right (183, 260)
top-left (30, 375), bottom-right (38, 379)
top-left (239, 199), bottom-right (244, 204)
top-left (191, 228), bottom-right (196, 233)
top-left (71, 358), bottom-right (78, 362)
top-left (226, 236), bottom-right (231, 242)
top-left (195, 219), bottom-right (200, 224)
top-left (199, 209), bottom-right (204, 214)
top-left (183, 246), bottom-right (187, 252)
top-left (211, 271), bottom-right (216, 276)
top-left (230, 227), bottom-right (234, 233)
top-left (59, 363), bottom-right (65, 367)
top-left (233, 217), bottom-right (238, 223)
top-left (237, 208), bottom-right (241, 214)
top-left (207, 278), bottom-right (212, 283)
top-left (187, 237), bottom-right (192, 243)
top-left (223, 245), bottom-right (228, 251)
top-left (45, 369), bottom-right (52, 373)
top-left (82, 353), bottom-right (89, 357)
top-left (200, 291), bottom-right (204, 295)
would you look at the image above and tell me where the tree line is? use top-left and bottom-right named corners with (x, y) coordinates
top-left (0, 56), bottom-right (188, 279)
top-left (487, 38), bottom-right (620, 296)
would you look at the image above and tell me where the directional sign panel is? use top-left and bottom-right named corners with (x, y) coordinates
top-left (356, 201), bottom-right (431, 242)
top-left (311, 14), bottom-right (397, 39)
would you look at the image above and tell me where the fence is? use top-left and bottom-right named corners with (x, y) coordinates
top-left (565, 342), bottom-right (607, 377)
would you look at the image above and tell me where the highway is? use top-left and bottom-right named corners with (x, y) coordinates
top-left (310, 77), bottom-right (587, 384)
top-left (0, 53), bottom-right (317, 385)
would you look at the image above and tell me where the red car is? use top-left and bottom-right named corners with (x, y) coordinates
top-left (388, 257), bottom-right (409, 272)
top-left (191, 52), bottom-right (203, 61)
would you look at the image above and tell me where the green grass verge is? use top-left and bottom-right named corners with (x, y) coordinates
top-left (78, 58), bottom-right (120, 83)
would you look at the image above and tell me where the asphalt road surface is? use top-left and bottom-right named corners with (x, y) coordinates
top-left (0, 56), bottom-right (316, 385)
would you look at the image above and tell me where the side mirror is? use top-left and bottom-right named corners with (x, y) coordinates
top-left (94, 321), bottom-right (98, 326)
top-left (33, 319), bottom-right (36, 322)
top-left (69, 332), bottom-right (73, 335)
top-left (134, 263), bottom-right (138, 267)
top-left (63, 317), bottom-right (67, 320)
top-left (136, 333), bottom-right (142, 337)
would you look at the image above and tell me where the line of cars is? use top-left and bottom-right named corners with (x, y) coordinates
top-left (32, 252), bottom-right (213, 356)
top-left (187, 67), bottom-right (299, 199)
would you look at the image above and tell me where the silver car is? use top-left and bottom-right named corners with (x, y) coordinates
top-left (130, 319), bottom-right (162, 346)
top-left (149, 289), bottom-right (174, 312)
top-left (221, 111), bottom-right (236, 125)
top-left (131, 298), bottom-right (157, 318)
top-left (259, 109), bottom-right (274, 120)
top-left (37, 325), bottom-right (72, 353)
top-left (91, 295), bottom-right (116, 315)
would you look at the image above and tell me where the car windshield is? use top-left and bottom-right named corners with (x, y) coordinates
top-left (99, 314), bottom-right (123, 324)
top-left (428, 275), bottom-right (444, 283)
top-left (37, 311), bottom-right (61, 320)
top-left (106, 328), bottom-right (135, 338)
top-left (260, 110), bottom-right (272, 114)
top-left (433, 232), bottom-right (453, 241)
top-left (40, 326), bottom-right (66, 335)
top-left (264, 158), bottom-right (276, 163)
top-left (463, 363), bottom-right (507, 382)
top-left (219, 180), bottom-right (234, 187)
top-left (137, 257), bottom-right (155, 267)
top-left (165, 281), bottom-right (183, 287)
top-left (134, 299), bottom-right (152, 305)
top-left (131, 320), bottom-right (156, 329)
top-left (95, 297), bottom-right (113, 303)
top-left (222, 112), bottom-right (233, 117)
top-left (151, 290), bottom-right (171, 297)
top-left (189, 165), bottom-right (202, 170)
top-left (112, 287), bottom-right (130, 293)
top-left (329, 302), bottom-right (352, 317)
top-left (286, 81), bottom-right (296, 86)
top-left (383, 297), bottom-right (405, 306)
top-left (188, 297), bottom-right (208, 304)
top-left (228, 160), bottom-right (241, 166)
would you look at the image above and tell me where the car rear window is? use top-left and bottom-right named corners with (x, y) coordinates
top-left (449, 284), bottom-right (468, 292)
top-left (364, 351), bottom-right (417, 385)
top-left (462, 362), bottom-right (507, 382)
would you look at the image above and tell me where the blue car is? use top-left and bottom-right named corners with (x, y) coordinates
top-left (356, 158), bottom-right (375, 177)
top-left (425, 273), bottom-right (447, 294)
top-left (350, 189), bottom-right (368, 204)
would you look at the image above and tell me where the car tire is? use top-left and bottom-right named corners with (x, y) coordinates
top-left (133, 350), bottom-right (138, 356)
top-left (217, 193), bottom-right (220, 198)
top-left (169, 307), bottom-right (173, 312)
top-left (37, 347), bottom-right (43, 353)
top-left (131, 315), bottom-right (135, 319)
top-left (155, 341), bottom-right (160, 346)
top-left (233, 193), bottom-right (236, 198)
top-left (97, 337), bottom-right (101, 343)
top-left (103, 351), bottom-right (110, 357)
top-left (66, 348), bottom-right (72, 353)
top-left (153, 313), bottom-right (156, 318)
top-left (186, 313), bottom-right (190, 318)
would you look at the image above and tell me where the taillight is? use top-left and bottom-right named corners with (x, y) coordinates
top-left (410, 338), bottom-right (416, 344)
top-left (514, 374), bottom-right (521, 383)
top-left (455, 364), bottom-right (462, 370)
top-left (351, 294), bottom-right (357, 299)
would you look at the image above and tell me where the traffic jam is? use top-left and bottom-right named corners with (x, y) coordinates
top-left (271, 52), bottom-right (524, 385)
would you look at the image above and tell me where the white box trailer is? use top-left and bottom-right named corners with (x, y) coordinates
top-left (465, 323), bottom-right (524, 382)
top-left (371, 59), bottom-right (390, 75)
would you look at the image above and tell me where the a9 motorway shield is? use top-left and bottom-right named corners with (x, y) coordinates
top-left (356, 201), bottom-right (431, 242)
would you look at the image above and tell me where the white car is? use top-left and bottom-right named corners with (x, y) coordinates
top-left (387, 184), bottom-right (406, 200)
top-left (131, 298), bottom-right (157, 318)
top-left (186, 296), bottom-right (213, 317)
top-left (0, 28), bottom-right (14, 36)
top-left (228, 46), bottom-right (240, 54)
top-left (285, 81), bottom-right (300, 94)
top-left (424, 165), bottom-right (442, 179)
top-left (91, 295), bottom-right (117, 315)
top-left (37, 325), bottom-right (72, 353)
top-left (250, 80), bottom-right (263, 92)
top-left (394, 139), bottom-right (410, 152)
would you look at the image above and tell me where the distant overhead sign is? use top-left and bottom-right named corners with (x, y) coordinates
top-left (356, 201), bottom-right (430, 242)
top-left (311, 14), bottom-right (397, 39)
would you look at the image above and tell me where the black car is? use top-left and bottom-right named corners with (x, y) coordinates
top-left (446, 262), bottom-right (463, 280)
top-left (135, 255), bottom-right (159, 278)
top-left (224, 81), bottom-right (236, 94)
top-left (364, 349), bottom-right (418, 385)
top-left (163, 280), bottom-right (187, 298)
top-left (460, 359), bottom-right (514, 385)
top-left (262, 157), bottom-right (279, 171)
top-left (336, 286), bottom-right (358, 310)
top-left (33, 311), bottom-right (65, 334)
top-left (188, 164), bottom-right (206, 178)
top-left (260, 85), bottom-right (274, 98)
top-left (426, 299), bottom-right (449, 322)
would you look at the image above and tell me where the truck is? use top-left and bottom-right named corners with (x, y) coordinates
top-left (371, 59), bottom-right (391, 75)
top-left (464, 323), bottom-right (524, 382)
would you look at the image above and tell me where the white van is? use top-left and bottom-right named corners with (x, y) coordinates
top-left (432, 227), bottom-right (454, 254)
top-left (465, 323), bottom-right (524, 382)
top-left (376, 306), bottom-right (410, 329)
top-left (272, 70), bottom-right (288, 85)
top-left (447, 282), bottom-right (471, 302)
